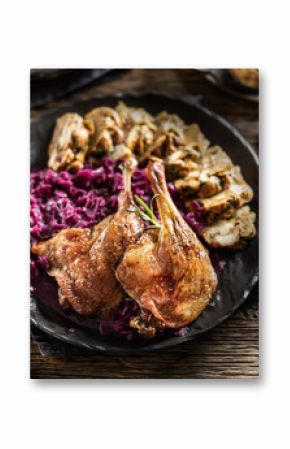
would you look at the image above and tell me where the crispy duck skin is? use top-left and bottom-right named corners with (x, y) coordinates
top-left (32, 217), bottom-right (117, 315)
top-left (48, 113), bottom-right (90, 171)
top-left (116, 161), bottom-right (217, 328)
top-left (31, 158), bottom-right (143, 316)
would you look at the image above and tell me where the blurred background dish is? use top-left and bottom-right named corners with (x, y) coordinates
top-left (197, 68), bottom-right (259, 102)
top-left (229, 69), bottom-right (259, 90)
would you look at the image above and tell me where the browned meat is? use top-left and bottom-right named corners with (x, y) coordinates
top-left (32, 217), bottom-right (117, 314)
top-left (116, 161), bottom-right (217, 328)
top-left (48, 113), bottom-right (90, 171)
top-left (31, 158), bottom-right (143, 316)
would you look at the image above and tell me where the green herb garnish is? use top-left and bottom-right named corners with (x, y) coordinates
top-left (127, 194), bottom-right (160, 229)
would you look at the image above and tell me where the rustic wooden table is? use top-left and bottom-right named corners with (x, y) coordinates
top-left (30, 69), bottom-right (259, 379)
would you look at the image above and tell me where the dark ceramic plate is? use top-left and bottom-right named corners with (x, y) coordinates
top-left (30, 93), bottom-right (259, 353)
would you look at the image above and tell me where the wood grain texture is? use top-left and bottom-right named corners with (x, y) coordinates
top-left (30, 69), bottom-right (259, 379)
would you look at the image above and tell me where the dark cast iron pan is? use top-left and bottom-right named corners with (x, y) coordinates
top-left (30, 93), bottom-right (259, 353)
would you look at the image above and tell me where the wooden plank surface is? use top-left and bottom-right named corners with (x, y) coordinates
top-left (30, 69), bottom-right (259, 379)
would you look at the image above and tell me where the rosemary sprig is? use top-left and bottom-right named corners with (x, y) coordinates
top-left (150, 194), bottom-right (159, 213)
top-left (127, 194), bottom-right (160, 229)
